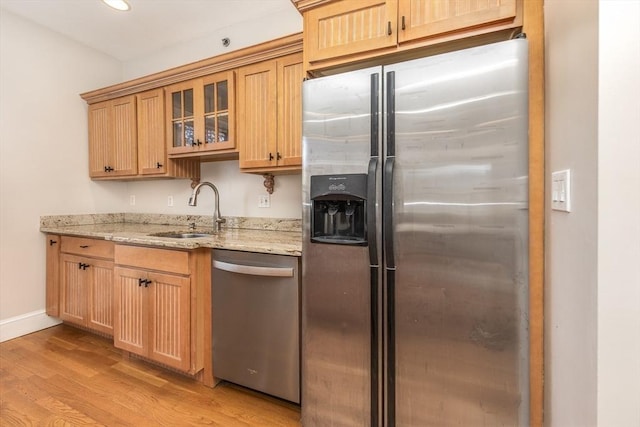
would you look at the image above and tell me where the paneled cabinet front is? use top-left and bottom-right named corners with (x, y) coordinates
top-left (87, 90), bottom-right (199, 180)
top-left (54, 236), bottom-right (115, 336)
top-left (237, 53), bottom-right (303, 172)
top-left (113, 245), bottom-right (204, 374)
top-left (301, 0), bottom-right (521, 72)
top-left (114, 267), bottom-right (191, 371)
top-left (165, 71), bottom-right (236, 158)
top-left (88, 95), bottom-right (137, 178)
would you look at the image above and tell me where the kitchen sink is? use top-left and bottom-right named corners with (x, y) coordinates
top-left (149, 232), bottom-right (214, 239)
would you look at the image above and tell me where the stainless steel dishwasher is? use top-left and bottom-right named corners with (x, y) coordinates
top-left (212, 249), bottom-right (300, 403)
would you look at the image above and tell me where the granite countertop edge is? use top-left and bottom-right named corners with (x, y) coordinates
top-left (40, 213), bottom-right (302, 257)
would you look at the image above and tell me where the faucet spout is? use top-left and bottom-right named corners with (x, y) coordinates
top-left (188, 182), bottom-right (226, 231)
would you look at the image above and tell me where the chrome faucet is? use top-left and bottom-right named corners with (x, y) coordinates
top-left (188, 182), bottom-right (226, 232)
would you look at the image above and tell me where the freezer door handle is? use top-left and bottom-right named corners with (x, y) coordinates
top-left (384, 157), bottom-right (395, 268)
top-left (213, 260), bottom-right (294, 278)
top-left (367, 158), bottom-right (378, 266)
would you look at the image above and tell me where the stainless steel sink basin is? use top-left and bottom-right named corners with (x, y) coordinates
top-left (150, 232), bottom-right (213, 239)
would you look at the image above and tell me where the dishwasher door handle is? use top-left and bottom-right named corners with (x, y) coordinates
top-left (213, 260), bottom-right (294, 278)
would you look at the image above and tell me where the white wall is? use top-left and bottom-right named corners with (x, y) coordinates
top-left (545, 1), bottom-right (640, 426)
top-left (597, 1), bottom-right (640, 425)
top-left (544, 2), bottom-right (599, 425)
top-left (0, 10), bottom-right (125, 332)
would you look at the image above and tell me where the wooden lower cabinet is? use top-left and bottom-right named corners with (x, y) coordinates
top-left (113, 245), bottom-right (208, 377)
top-left (49, 236), bottom-right (115, 336)
top-left (60, 254), bottom-right (114, 335)
top-left (45, 234), bottom-right (60, 317)
top-left (114, 266), bottom-right (191, 372)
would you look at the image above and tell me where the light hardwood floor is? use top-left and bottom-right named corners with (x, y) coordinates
top-left (0, 325), bottom-right (301, 426)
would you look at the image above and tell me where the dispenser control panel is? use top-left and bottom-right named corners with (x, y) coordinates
top-left (310, 174), bottom-right (367, 245)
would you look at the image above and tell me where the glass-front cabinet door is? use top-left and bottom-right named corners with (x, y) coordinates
top-left (166, 70), bottom-right (235, 157)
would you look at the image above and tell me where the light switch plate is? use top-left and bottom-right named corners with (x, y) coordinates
top-left (552, 169), bottom-right (571, 212)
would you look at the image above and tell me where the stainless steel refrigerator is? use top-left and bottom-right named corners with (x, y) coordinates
top-left (301, 38), bottom-right (529, 426)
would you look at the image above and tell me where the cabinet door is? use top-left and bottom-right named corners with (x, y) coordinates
top-left (114, 267), bottom-right (147, 356)
top-left (60, 254), bottom-right (88, 326)
top-left (87, 259), bottom-right (114, 335)
top-left (238, 61), bottom-right (278, 169)
top-left (304, 0), bottom-right (398, 63)
top-left (148, 271), bottom-right (191, 372)
top-left (88, 96), bottom-right (137, 178)
top-left (277, 54), bottom-right (303, 167)
top-left (46, 235), bottom-right (60, 317)
top-left (397, 0), bottom-right (518, 44)
top-left (166, 80), bottom-right (200, 155)
top-left (137, 89), bottom-right (167, 175)
top-left (200, 71), bottom-right (235, 153)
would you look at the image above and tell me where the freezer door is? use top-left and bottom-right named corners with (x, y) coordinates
top-left (302, 66), bottom-right (383, 426)
top-left (385, 39), bottom-right (530, 426)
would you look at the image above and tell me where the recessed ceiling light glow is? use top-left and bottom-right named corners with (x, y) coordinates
top-left (102, 0), bottom-right (131, 11)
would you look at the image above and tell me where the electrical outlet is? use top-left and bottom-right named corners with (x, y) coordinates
top-left (259, 195), bottom-right (270, 208)
top-left (129, 195), bottom-right (136, 206)
top-left (167, 196), bottom-right (174, 207)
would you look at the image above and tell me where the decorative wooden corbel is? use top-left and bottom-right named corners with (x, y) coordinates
top-left (263, 173), bottom-right (275, 194)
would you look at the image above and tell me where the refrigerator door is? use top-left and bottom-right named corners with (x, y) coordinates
top-left (302, 66), bottom-right (383, 426)
top-left (385, 39), bottom-right (529, 426)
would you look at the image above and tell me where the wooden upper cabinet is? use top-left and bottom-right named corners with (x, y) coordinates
top-left (397, 0), bottom-right (519, 44)
top-left (165, 70), bottom-right (236, 158)
top-left (137, 88), bottom-right (167, 176)
top-left (300, 0), bottom-right (522, 72)
top-left (238, 53), bottom-right (303, 172)
top-left (304, 0), bottom-right (397, 63)
top-left (87, 90), bottom-right (199, 181)
top-left (88, 95), bottom-right (137, 178)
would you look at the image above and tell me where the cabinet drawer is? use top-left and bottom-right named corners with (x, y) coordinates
top-left (61, 236), bottom-right (114, 259)
top-left (115, 245), bottom-right (190, 275)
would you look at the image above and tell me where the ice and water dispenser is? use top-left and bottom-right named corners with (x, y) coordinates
top-left (310, 174), bottom-right (367, 245)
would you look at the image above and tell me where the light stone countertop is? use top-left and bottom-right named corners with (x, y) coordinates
top-left (40, 213), bottom-right (302, 256)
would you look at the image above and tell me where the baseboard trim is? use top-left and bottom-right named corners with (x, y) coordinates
top-left (0, 310), bottom-right (62, 342)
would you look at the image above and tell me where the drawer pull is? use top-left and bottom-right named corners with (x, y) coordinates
top-left (79, 245), bottom-right (89, 248)
top-left (49, 239), bottom-right (57, 246)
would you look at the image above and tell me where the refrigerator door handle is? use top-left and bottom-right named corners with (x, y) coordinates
top-left (370, 73), bottom-right (380, 157)
top-left (367, 158), bottom-right (378, 266)
top-left (384, 157), bottom-right (395, 269)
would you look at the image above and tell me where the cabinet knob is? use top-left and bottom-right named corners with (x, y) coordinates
top-left (156, 162), bottom-right (163, 169)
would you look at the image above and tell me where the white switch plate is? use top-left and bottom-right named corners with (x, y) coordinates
top-left (129, 195), bottom-right (136, 206)
top-left (258, 195), bottom-right (270, 208)
top-left (167, 196), bottom-right (174, 207)
top-left (552, 169), bottom-right (571, 212)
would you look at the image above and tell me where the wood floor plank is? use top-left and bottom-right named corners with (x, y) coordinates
top-left (1, 325), bottom-right (301, 426)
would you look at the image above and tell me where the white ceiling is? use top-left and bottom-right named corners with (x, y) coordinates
top-left (0, 0), bottom-right (299, 61)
